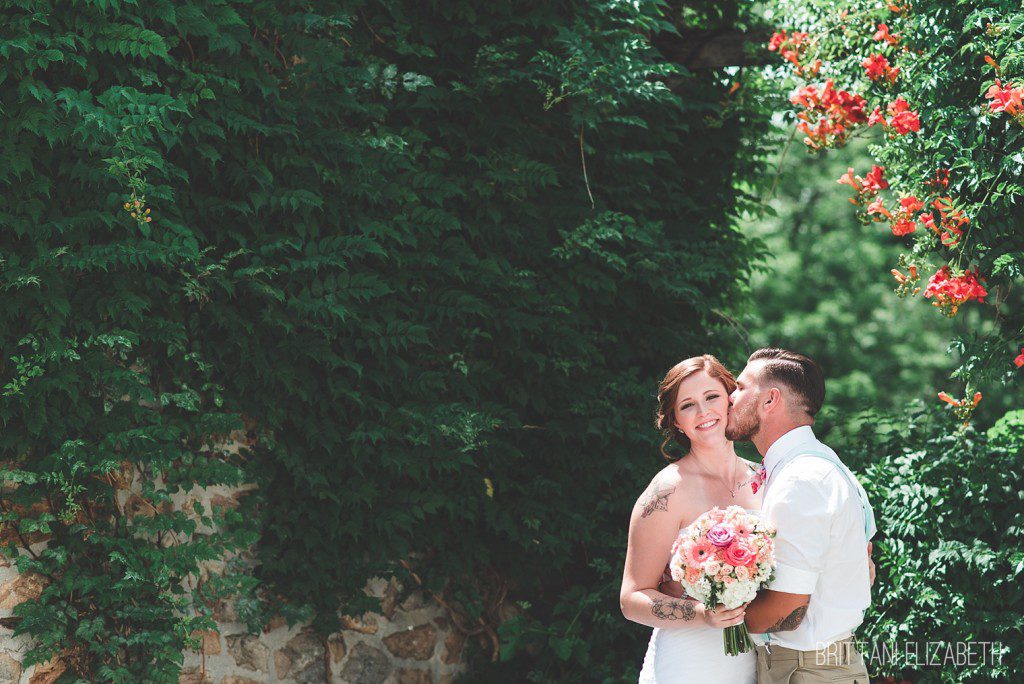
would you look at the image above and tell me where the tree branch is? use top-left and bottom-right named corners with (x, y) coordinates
top-left (654, 29), bottom-right (772, 69)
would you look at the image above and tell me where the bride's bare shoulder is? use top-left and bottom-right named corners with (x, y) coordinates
top-left (646, 460), bottom-right (692, 490)
top-left (633, 460), bottom-right (704, 517)
top-left (631, 462), bottom-right (680, 517)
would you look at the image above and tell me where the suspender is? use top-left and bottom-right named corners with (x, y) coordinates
top-left (771, 443), bottom-right (876, 541)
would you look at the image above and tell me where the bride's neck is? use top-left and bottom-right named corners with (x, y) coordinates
top-left (687, 440), bottom-right (737, 477)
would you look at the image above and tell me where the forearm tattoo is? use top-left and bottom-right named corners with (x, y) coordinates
top-left (764, 605), bottom-right (807, 633)
top-left (640, 485), bottom-right (675, 518)
top-left (651, 597), bottom-right (696, 622)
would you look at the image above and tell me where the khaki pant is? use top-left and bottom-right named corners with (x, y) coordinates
top-left (755, 637), bottom-right (869, 684)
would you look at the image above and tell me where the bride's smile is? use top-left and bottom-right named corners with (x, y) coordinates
top-left (673, 373), bottom-right (733, 447)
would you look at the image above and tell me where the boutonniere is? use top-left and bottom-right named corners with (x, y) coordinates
top-left (749, 462), bottom-right (767, 494)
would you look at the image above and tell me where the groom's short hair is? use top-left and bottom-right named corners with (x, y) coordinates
top-left (747, 348), bottom-right (825, 417)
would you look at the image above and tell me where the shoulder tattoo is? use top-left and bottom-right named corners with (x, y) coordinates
top-left (651, 597), bottom-right (696, 621)
top-left (764, 605), bottom-right (807, 633)
top-left (639, 483), bottom-right (675, 518)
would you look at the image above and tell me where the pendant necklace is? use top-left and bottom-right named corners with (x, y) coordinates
top-left (692, 454), bottom-right (741, 498)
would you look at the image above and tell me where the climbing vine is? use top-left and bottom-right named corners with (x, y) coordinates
top-left (1, 0), bottom-right (778, 680)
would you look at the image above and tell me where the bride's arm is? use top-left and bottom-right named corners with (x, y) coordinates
top-left (619, 473), bottom-right (745, 630)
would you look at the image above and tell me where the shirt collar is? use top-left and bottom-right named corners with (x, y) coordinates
top-left (762, 425), bottom-right (817, 478)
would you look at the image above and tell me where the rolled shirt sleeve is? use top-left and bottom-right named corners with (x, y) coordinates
top-left (765, 472), bottom-right (833, 595)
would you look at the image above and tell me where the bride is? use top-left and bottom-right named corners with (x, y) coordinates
top-left (620, 354), bottom-right (762, 683)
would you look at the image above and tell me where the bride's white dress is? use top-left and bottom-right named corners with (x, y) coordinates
top-left (637, 621), bottom-right (756, 683)
top-left (636, 508), bottom-right (759, 683)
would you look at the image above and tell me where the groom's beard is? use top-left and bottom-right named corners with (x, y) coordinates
top-left (724, 406), bottom-right (759, 442)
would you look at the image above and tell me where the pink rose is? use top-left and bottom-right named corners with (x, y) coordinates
top-left (706, 523), bottom-right (736, 548)
top-left (724, 541), bottom-right (756, 568)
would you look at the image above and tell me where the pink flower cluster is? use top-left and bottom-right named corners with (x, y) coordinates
top-left (985, 79), bottom-right (1024, 117)
top-left (873, 23), bottom-right (899, 46)
top-left (868, 97), bottom-right (921, 135)
top-left (868, 195), bottom-right (923, 236)
top-left (790, 80), bottom-right (869, 149)
top-left (669, 506), bottom-right (775, 606)
top-left (923, 266), bottom-right (988, 316)
top-left (838, 164), bottom-right (889, 205)
top-left (863, 53), bottom-right (899, 83)
top-left (768, 30), bottom-right (821, 79)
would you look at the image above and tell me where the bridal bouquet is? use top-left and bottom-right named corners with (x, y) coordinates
top-left (668, 505), bottom-right (776, 656)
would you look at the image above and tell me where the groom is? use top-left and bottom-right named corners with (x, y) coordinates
top-left (726, 348), bottom-right (874, 684)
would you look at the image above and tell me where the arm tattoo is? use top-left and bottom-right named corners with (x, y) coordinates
top-left (764, 605), bottom-right (807, 633)
top-left (651, 597), bottom-right (696, 622)
top-left (640, 485), bottom-right (675, 518)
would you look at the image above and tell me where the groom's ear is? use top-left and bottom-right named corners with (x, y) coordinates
top-left (762, 387), bottom-right (783, 412)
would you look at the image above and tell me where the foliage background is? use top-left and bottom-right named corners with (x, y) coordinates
top-left (850, 407), bottom-right (1024, 683)
top-left (742, 133), bottom-right (952, 449)
top-left (1, 0), bottom-right (781, 680)
top-left (0, 0), bottom-right (1020, 681)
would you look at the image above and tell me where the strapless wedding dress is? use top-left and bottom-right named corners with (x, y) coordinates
top-left (637, 506), bottom-right (759, 683)
top-left (637, 622), bottom-right (756, 683)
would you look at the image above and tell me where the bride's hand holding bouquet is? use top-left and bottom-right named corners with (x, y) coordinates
top-left (668, 505), bottom-right (777, 655)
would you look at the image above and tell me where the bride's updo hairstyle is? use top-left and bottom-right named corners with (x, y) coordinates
top-left (654, 354), bottom-right (737, 462)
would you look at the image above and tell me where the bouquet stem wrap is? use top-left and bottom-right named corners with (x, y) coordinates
top-left (723, 623), bottom-right (755, 656)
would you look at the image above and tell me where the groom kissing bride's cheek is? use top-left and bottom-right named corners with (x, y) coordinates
top-left (620, 348), bottom-right (875, 684)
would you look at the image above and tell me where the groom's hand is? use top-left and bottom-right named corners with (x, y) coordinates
top-left (658, 579), bottom-right (685, 599)
top-left (657, 565), bottom-right (685, 598)
top-left (868, 542), bottom-right (875, 587)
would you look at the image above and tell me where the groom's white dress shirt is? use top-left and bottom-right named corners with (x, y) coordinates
top-left (759, 425), bottom-right (875, 651)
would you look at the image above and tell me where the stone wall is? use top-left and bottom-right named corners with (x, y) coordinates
top-left (176, 574), bottom-right (467, 684)
top-left (0, 434), bottom-right (469, 683)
